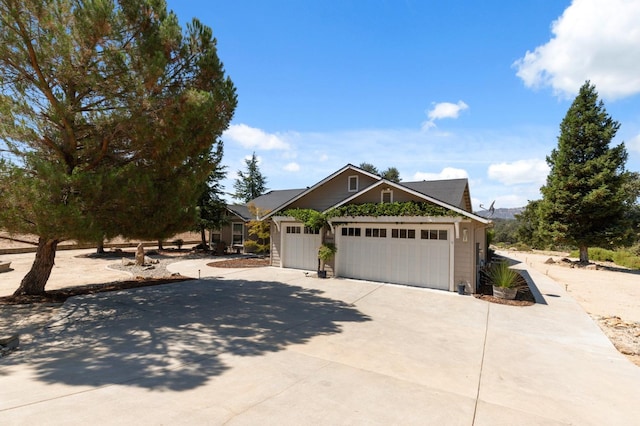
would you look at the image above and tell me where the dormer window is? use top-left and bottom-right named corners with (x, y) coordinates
top-left (381, 189), bottom-right (393, 203)
top-left (348, 175), bottom-right (358, 192)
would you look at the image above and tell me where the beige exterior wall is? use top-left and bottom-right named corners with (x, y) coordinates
top-left (453, 221), bottom-right (489, 293)
top-left (287, 170), bottom-right (379, 211)
top-left (346, 188), bottom-right (427, 204)
top-left (270, 222), bottom-right (281, 267)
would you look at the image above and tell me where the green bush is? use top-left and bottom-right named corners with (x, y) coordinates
top-left (612, 250), bottom-right (640, 269)
top-left (486, 261), bottom-right (520, 288)
top-left (569, 247), bottom-right (640, 269)
top-left (244, 239), bottom-right (269, 254)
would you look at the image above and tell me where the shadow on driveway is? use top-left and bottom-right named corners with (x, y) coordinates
top-left (1, 279), bottom-right (370, 391)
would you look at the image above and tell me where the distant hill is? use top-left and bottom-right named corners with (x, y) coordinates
top-left (475, 207), bottom-right (524, 220)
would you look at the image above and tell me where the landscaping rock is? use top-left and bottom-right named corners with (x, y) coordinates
top-left (135, 243), bottom-right (145, 266)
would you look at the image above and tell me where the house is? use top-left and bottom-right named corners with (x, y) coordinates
top-left (261, 164), bottom-right (492, 293)
top-left (215, 189), bottom-right (306, 251)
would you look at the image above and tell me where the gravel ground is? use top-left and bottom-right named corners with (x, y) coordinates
top-left (107, 257), bottom-right (178, 279)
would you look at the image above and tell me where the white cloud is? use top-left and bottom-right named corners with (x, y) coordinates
top-left (628, 134), bottom-right (640, 153)
top-left (422, 101), bottom-right (469, 130)
top-left (488, 159), bottom-right (549, 185)
top-left (514, 0), bottom-right (640, 100)
top-left (413, 167), bottom-right (469, 181)
top-left (223, 123), bottom-right (290, 150)
top-left (283, 162), bottom-right (300, 172)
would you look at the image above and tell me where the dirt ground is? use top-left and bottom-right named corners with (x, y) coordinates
top-left (1, 245), bottom-right (638, 366)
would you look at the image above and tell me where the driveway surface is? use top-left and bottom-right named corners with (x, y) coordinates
top-left (1, 256), bottom-right (640, 425)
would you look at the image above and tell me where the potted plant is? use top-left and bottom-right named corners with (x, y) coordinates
top-left (487, 260), bottom-right (519, 300)
top-left (317, 242), bottom-right (337, 278)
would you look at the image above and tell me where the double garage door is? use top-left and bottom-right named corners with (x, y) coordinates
top-left (336, 224), bottom-right (452, 291)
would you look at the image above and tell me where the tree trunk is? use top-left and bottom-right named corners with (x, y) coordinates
top-left (200, 228), bottom-right (207, 248)
top-left (157, 240), bottom-right (164, 250)
top-left (96, 239), bottom-right (105, 254)
top-left (13, 238), bottom-right (59, 296)
top-left (579, 245), bottom-right (589, 263)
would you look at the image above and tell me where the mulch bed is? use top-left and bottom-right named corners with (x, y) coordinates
top-left (0, 276), bottom-right (193, 306)
top-left (207, 257), bottom-right (270, 268)
top-left (474, 272), bottom-right (536, 306)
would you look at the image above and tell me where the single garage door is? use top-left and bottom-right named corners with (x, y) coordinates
top-left (282, 224), bottom-right (321, 271)
top-left (337, 224), bottom-right (452, 290)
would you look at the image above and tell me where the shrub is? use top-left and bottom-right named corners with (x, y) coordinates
top-left (172, 239), bottom-right (184, 250)
top-left (244, 239), bottom-right (269, 254)
top-left (568, 247), bottom-right (640, 269)
top-left (486, 261), bottom-right (519, 288)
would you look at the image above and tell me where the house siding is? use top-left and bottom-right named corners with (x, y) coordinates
top-left (343, 189), bottom-right (431, 205)
top-left (270, 222), bottom-right (281, 267)
top-left (286, 170), bottom-right (379, 211)
top-left (454, 222), bottom-right (475, 293)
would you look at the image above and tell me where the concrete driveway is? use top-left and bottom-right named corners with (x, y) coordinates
top-left (1, 257), bottom-right (639, 425)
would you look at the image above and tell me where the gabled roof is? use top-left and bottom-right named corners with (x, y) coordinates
top-left (402, 179), bottom-right (471, 211)
top-left (262, 164), bottom-right (381, 219)
top-left (226, 204), bottom-right (251, 221)
top-left (327, 179), bottom-right (490, 224)
top-left (261, 164), bottom-right (489, 224)
top-left (229, 188), bottom-right (306, 221)
top-left (251, 188), bottom-right (306, 212)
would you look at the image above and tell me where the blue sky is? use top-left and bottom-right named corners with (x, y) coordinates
top-left (167, 0), bottom-right (640, 210)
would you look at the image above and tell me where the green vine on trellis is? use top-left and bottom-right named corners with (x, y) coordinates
top-left (281, 202), bottom-right (459, 230)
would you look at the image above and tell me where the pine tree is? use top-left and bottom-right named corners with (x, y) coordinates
top-left (233, 152), bottom-right (267, 202)
top-left (540, 81), bottom-right (640, 263)
top-left (194, 144), bottom-right (229, 248)
top-left (0, 0), bottom-right (237, 295)
top-left (358, 163), bottom-right (401, 182)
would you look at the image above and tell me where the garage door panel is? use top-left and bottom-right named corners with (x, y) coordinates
top-left (338, 225), bottom-right (451, 290)
top-left (283, 225), bottom-right (321, 271)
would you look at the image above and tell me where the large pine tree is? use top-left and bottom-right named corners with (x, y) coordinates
top-left (540, 81), bottom-right (639, 263)
top-left (0, 0), bottom-right (237, 295)
top-left (233, 152), bottom-right (267, 202)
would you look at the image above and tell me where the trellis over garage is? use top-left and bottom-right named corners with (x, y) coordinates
top-left (263, 164), bottom-right (492, 293)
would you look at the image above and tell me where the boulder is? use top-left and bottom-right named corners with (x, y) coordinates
top-left (122, 258), bottom-right (136, 267)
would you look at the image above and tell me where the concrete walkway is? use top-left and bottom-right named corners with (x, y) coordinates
top-left (1, 256), bottom-right (639, 425)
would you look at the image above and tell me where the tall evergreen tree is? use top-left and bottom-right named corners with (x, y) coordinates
top-left (194, 144), bottom-right (229, 248)
top-left (358, 162), bottom-right (379, 175)
top-left (0, 0), bottom-right (237, 295)
top-left (540, 81), bottom-right (639, 263)
top-left (233, 152), bottom-right (267, 202)
top-left (381, 167), bottom-right (401, 183)
top-left (358, 163), bottom-right (401, 182)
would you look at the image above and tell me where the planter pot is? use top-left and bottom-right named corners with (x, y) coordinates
top-left (493, 286), bottom-right (517, 300)
top-left (457, 283), bottom-right (466, 295)
top-left (317, 270), bottom-right (327, 279)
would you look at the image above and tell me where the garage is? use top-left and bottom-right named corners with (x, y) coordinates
top-left (336, 224), bottom-right (453, 290)
top-left (281, 224), bottom-right (321, 271)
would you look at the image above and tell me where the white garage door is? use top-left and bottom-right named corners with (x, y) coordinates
top-left (337, 224), bottom-right (452, 290)
top-left (282, 224), bottom-right (321, 271)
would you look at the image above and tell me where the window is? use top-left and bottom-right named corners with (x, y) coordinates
top-left (365, 228), bottom-right (387, 238)
top-left (304, 227), bottom-right (320, 234)
top-left (286, 226), bottom-right (301, 234)
top-left (391, 228), bottom-right (415, 239)
top-left (381, 190), bottom-right (393, 203)
top-left (420, 229), bottom-right (448, 240)
top-left (211, 232), bottom-right (221, 243)
top-left (232, 223), bottom-right (244, 245)
top-left (341, 227), bottom-right (361, 237)
top-left (348, 175), bottom-right (359, 192)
